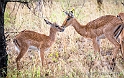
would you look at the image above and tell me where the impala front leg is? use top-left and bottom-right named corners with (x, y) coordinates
top-left (92, 38), bottom-right (100, 54)
top-left (40, 49), bottom-right (45, 67)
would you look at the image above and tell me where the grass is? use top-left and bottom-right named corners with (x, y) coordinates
top-left (5, 0), bottom-right (124, 78)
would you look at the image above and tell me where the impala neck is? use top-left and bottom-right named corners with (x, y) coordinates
top-left (49, 27), bottom-right (57, 41)
top-left (72, 18), bottom-right (86, 36)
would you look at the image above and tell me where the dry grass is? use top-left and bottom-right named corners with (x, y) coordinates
top-left (5, 0), bottom-right (124, 78)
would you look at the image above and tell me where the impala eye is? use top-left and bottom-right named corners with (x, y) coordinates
top-left (67, 18), bottom-right (71, 21)
top-left (55, 25), bottom-right (59, 27)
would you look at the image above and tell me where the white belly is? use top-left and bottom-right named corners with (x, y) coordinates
top-left (97, 34), bottom-right (105, 39)
top-left (29, 46), bottom-right (38, 50)
top-left (15, 45), bottom-right (50, 54)
top-left (28, 46), bottom-right (50, 52)
top-left (28, 46), bottom-right (39, 52)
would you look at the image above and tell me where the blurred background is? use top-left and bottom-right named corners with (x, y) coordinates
top-left (5, 0), bottom-right (124, 78)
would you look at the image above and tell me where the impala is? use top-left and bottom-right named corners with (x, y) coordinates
top-left (13, 19), bottom-right (64, 70)
top-left (117, 13), bottom-right (124, 59)
top-left (61, 11), bottom-right (123, 67)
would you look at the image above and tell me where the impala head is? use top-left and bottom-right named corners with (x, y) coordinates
top-left (61, 11), bottom-right (74, 29)
top-left (44, 19), bottom-right (64, 32)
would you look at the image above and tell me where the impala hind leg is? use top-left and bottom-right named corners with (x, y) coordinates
top-left (16, 46), bottom-right (28, 70)
top-left (105, 34), bottom-right (120, 70)
top-left (120, 39), bottom-right (124, 59)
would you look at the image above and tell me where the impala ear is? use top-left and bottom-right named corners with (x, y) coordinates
top-left (70, 8), bottom-right (74, 14)
top-left (63, 11), bottom-right (69, 16)
top-left (69, 11), bottom-right (74, 17)
top-left (63, 10), bottom-right (74, 17)
top-left (44, 19), bottom-right (53, 26)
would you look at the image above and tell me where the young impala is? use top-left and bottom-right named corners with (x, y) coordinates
top-left (117, 13), bottom-right (124, 59)
top-left (13, 19), bottom-right (64, 70)
top-left (61, 11), bottom-right (123, 68)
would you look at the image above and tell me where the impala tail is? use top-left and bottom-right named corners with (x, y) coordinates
top-left (13, 39), bottom-right (20, 52)
top-left (114, 24), bottom-right (124, 39)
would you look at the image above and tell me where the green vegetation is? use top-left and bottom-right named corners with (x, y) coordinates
top-left (4, 9), bottom-right (11, 27)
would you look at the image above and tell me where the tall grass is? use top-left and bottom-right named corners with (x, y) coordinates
top-left (5, 0), bottom-right (124, 78)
